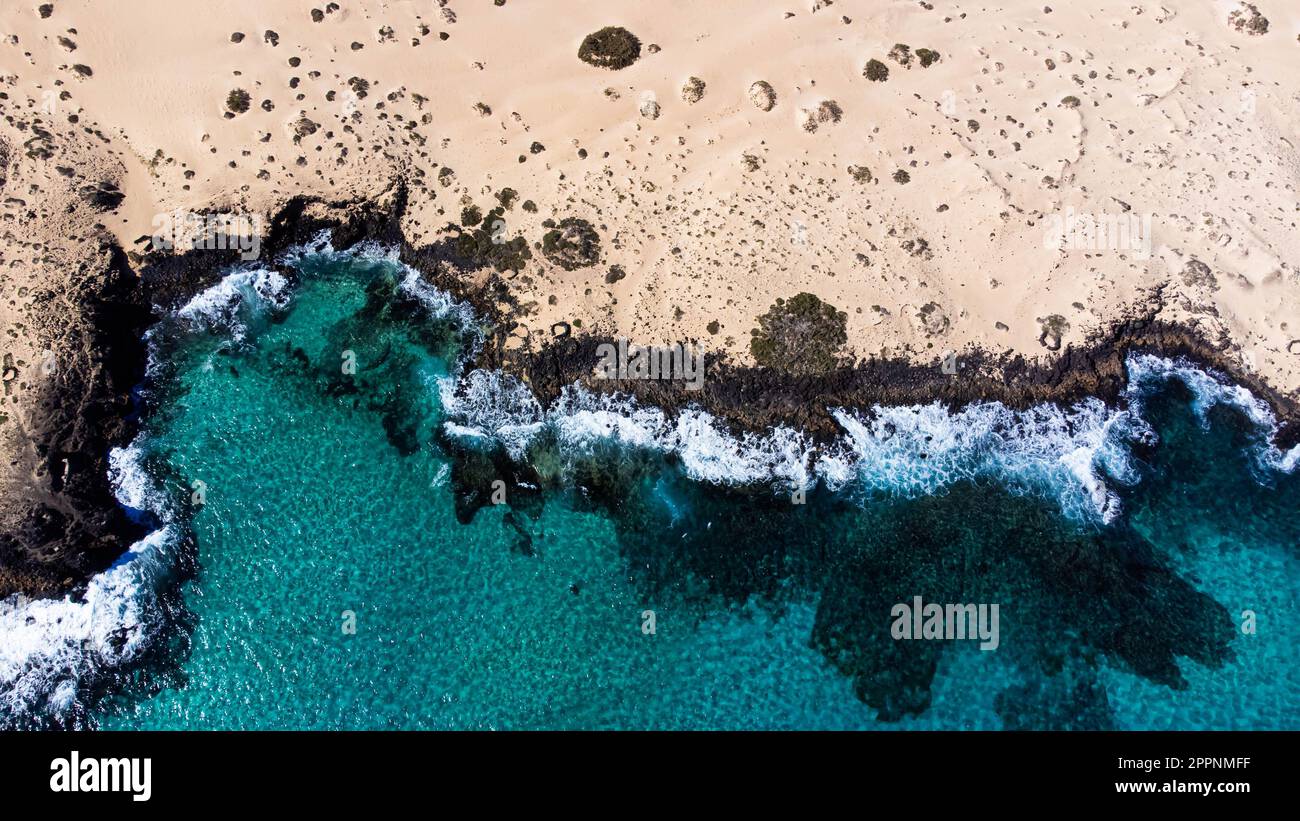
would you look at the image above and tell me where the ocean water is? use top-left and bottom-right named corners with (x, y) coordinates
top-left (3, 241), bottom-right (1298, 730)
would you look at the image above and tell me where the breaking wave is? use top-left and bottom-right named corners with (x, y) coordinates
top-left (439, 357), bottom-right (1298, 525)
top-left (1125, 353), bottom-right (1300, 474)
top-left (0, 446), bottom-right (177, 728)
top-left (2, 239), bottom-right (1296, 728)
top-left (172, 266), bottom-right (291, 343)
top-left (439, 372), bottom-right (1153, 524)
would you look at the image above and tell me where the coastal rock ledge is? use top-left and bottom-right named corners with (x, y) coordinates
top-left (3, 192), bottom-right (1296, 602)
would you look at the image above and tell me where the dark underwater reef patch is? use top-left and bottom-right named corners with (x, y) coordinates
top-left (434, 400), bottom-right (1238, 725)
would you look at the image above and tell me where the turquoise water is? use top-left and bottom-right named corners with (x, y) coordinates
top-left (69, 249), bottom-right (1300, 729)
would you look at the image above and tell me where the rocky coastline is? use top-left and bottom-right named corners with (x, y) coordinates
top-left (7, 190), bottom-right (1298, 602)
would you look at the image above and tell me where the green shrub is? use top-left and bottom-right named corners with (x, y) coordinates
top-left (454, 206), bottom-right (532, 274)
top-left (749, 293), bottom-right (848, 375)
top-left (542, 217), bottom-right (601, 270)
top-left (226, 88), bottom-right (251, 114)
top-left (578, 26), bottom-right (641, 70)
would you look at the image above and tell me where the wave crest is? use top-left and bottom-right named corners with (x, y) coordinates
top-left (1126, 353), bottom-right (1300, 474)
top-left (439, 372), bottom-right (1158, 524)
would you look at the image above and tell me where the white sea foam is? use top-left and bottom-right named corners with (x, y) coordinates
top-left (0, 448), bottom-right (177, 727)
top-left (173, 267), bottom-right (291, 342)
top-left (283, 231), bottom-right (480, 344)
top-left (438, 369), bottom-right (544, 459)
top-left (439, 353), bottom-right (1300, 523)
top-left (1126, 353), bottom-right (1300, 474)
top-left (829, 399), bottom-right (1150, 523)
top-left (399, 268), bottom-right (478, 330)
top-left (107, 441), bottom-right (174, 520)
top-left (438, 371), bottom-right (1153, 523)
top-left (280, 229), bottom-right (399, 266)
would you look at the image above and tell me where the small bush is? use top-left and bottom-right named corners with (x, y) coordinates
top-left (681, 76), bottom-right (706, 103)
top-left (542, 217), bottom-right (602, 270)
top-left (848, 165), bottom-right (873, 183)
top-left (1038, 314), bottom-right (1070, 351)
top-left (749, 293), bottom-right (848, 375)
top-left (578, 26), bottom-right (641, 70)
top-left (454, 206), bottom-right (532, 274)
top-left (226, 88), bottom-right (251, 114)
top-left (749, 80), bottom-right (777, 111)
top-left (888, 44), bottom-right (912, 67)
top-left (864, 58), bottom-right (888, 82)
